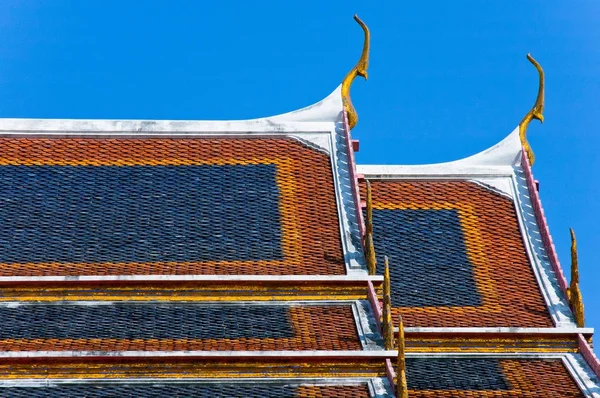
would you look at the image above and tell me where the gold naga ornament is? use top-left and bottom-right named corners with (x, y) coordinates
top-left (342, 15), bottom-right (370, 130)
top-left (364, 180), bottom-right (377, 275)
top-left (396, 315), bottom-right (408, 398)
top-left (382, 256), bottom-right (394, 350)
top-left (568, 228), bottom-right (585, 328)
top-left (519, 53), bottom-right (545, 166)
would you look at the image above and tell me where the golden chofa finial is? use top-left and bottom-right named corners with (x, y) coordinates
top-left (519, 53), bottom-right (545, 166)
top-left (568, 228), bottom-right (585, 327)
top-left (341, 14), bottom-right (370, 130)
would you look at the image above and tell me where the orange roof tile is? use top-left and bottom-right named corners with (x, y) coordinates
top-left (360, 180), bottom-right (553, 327)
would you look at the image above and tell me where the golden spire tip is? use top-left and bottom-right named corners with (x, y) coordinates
top-left (341, 14), bottom-right (370, 130)
top-left (568, 228), bottom-right (585, 327)
top-left (519, 53), bottom-right (545, 165)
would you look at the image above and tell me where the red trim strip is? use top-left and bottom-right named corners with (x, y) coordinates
top-left (578, 334), bottom-right (600, 378)
top-left (521, 149), bottom-right (569, 296)
top-left (342, 110), bottom-right (365, 238)
top-left (367, 280), bottom-right (382, 328)
top-left (385, 358), bottom-right (396, 394)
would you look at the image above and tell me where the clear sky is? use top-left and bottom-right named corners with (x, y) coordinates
top-left (0, 1), bottom-right (598, 349)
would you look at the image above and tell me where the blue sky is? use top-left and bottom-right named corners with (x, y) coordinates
top-left (0, 1), bottom-right (598, 348)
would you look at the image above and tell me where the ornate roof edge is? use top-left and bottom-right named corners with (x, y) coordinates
top-left (356, 128), bottom-right (587, 331)
top-left (0, 85), bottom-right (344, 134)
top-left (0, 275), bottom-right (383, 283)
top-left (0, 350), bottom-right (397, 359)
top-left (264, 85), bottom-right (344, 123)
top-left (516, 150), bottom-right (577, 328)
top-left (357, 126), bottom-right (522, 178)
top-left (0, 86), bottom-right (344, 156)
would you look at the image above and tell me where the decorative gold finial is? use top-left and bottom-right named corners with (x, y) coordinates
top-left (365, 234), bottom-right (377, 275)
top-left (366, 180), bottom-right (373, 236)
top-left (396, 315), bottom-right (408, 398)
top-left (341, 14), bottom-right (370, 130)
top-left (382, 256), bottom-right (394, 350)
top-left (568, 228), bottom-right (585, 327)
top-left (519, 53), bottom-right (545, 165)
top-left (364, 180), bottom-right (377, 275)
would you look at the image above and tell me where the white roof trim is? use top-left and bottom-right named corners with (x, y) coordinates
top-left (0, 275), bottom-right (383, 283)
top-left (564, 354), bottom-right (600, 397)
top-left (357, 126), bottom-right (521, 178)
top-left (354, 300), bottom-right (384, 350)
top-left (0, 377), bottom-right (386, 386)
top-left (0, 86), bottom-right (344, 153)
top-left (0, 350), bottom-right (397, 359)
top-left (263, 85), bottom-right (344, 123)
top-left (510, 166), bottom-right (576, 327)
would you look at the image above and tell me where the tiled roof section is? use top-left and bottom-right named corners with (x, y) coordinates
top-left (0, 383), bottom-right (371, 398)
top-left (0, 303), bottom-right (362, 351)
top-left (406, 358), bottom-right (584, 397)
top-left (360, 180), bottom-right (553, 327)
top-left (0, 138), bottom-right (345, 276)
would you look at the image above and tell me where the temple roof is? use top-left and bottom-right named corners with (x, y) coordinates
top-left (0, 87), bottom-right (597, 396)
top-left (0, 16), bottom-right (597, 395)
top-left (357, 128), bottom-right (578, 328)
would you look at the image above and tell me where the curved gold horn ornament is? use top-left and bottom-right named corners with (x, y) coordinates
top-left (519, 53), bottom-right (545, 165)
top-left (341, 14), bottom-right (370, 130)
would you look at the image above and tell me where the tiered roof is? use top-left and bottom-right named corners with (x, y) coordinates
top-left (0, 15), bottom-right (598, 398)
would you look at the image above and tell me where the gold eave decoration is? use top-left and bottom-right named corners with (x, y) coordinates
top-left (519, 53), bottom-right (545, 166)
top-left (568, 228), bottom-right (585, 327)
top-left (396, 315), bottom-right (408, 398)
top-left (342, 14), bottom-right (370, 130)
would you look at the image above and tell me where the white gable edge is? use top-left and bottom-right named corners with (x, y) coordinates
top-left (357, 126), bottom-right (522, 180)
top-left (0, 85), bottom-right (345, 154)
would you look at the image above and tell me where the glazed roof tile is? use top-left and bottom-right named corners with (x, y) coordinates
top-left (0, 82), bottom-right (597, 396)
top-left (404, 357), bottom-right (585, 397)
top-left (0, 303), bottom-right (363, 351)
top-left (360, 180), bottom-right (553, 328)
top-left (0, 137), bottom-right (346, 276)
top-left (0, 383), bottom-right (372, 398)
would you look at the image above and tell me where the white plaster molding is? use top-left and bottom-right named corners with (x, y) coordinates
top-left (0, 275), bottom-right (383, 283)
top-left (357, 127), bottom-right (522, 179)
top-left (405, 352), bottom-right (564, 358)
top-left (354, 300), bottom-right (384, 350)
top-left (370, 377), bottom-right (394, 398)
top-left (263, 85), bottom-right (344, 123)
top-left (331, 119), bottom-right (367, 273)
top-left (0, 350), bottom-right (397, 358)
top-left (0, 300), bottom-right (373, 308)
top-left (510, 165), bottom-right (576, 327)
top-left (564, 354), bottom-right (600, 397)
top-left (0, 377), bottom-right (382, 386)
top-left (0, 86), bottom-right (344, 153)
